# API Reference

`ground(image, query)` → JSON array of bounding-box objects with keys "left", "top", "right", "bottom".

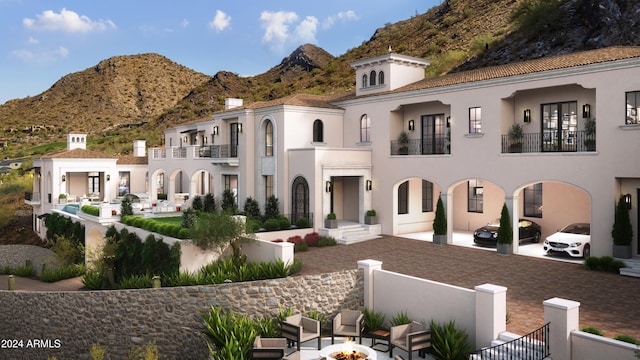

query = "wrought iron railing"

[
  {"left": 198, "top": 145, "right": 238, "bottom": 158},
  {"left": 468, "top": 323, "right": 550, "bottom": 360},
  {"left": 390, "top": 136, "right": 450, "bottom": 155},
  {"left": 502, "top": 131, "right": 595, "bottom": 153}
]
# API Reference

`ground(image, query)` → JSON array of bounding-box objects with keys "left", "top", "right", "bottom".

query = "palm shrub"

[
  {"left": 202, "top": 306, "right": 257, "bottom": 360},
  {"left": 497, "top": 203, "right": 513, "bottom": 245},
  {"left": 429, "top": 320, "right": 473, "bottom": 360},
  {"left": 433, "top": 196, "right": 447, "bottom": 235},
  {"left": 390, "top": 310, "right": 410, "bottom": 326},
  {"left": 363, "top": 307, "right": 386, "bottom": 333}
]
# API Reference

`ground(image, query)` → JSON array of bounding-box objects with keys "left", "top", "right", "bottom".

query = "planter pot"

[
  {"left": 497, "top": 242, "right": 513, "bottom": 256},
  {"left": 432, "top": 234, "right": 447, "bottom": 245},
  {"left": 325, "top": 219, "right": 338, "bottom": 229},
  {"left": 398, "top": 147, "right": 409, "bottom": 155},
  {"left": 365, "top": 215, "right": 377, "bottom": 225},
  {"left": 612, "top": 245, "right": 632, "bottom": 259}
]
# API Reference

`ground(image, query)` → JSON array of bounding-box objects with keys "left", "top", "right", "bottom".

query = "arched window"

[
  {"left": 291, "top": 176, "right": 309, "bottom": 224},
  {"left": 378, "top": 71, "right": 385, "bottom": 85},
  {"left": 398, "top": 181, "right": 409, "bottom": 214},
  {"left": 362, "top": 74, "right": 368, "bottom": 88},
  {"left": 264, "top": 120, "right": 273, "bottom": 156},
  {"left": 313, "top": 119, "right": 323, "bottom": 142},
  {"left": 360, "top": 114, "right": 371, "bottom": 143},
  {"left": 369, "top": 71, "right": 377, "bottom": 86}
]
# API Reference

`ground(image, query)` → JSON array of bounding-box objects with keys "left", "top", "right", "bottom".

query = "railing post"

[
  {"left": 544, "top": 297, "right": 580, "bottom": 360},
  {"left": 357, "top": 259, "right": 382, "bottom": 309},
  {"left": 475, "top": 283, "right": 507, "bottom": 348}
]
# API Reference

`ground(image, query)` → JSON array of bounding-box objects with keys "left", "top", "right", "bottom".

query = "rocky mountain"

[{"left": 1, "top": 0, "right": 639, "bottom": 157}]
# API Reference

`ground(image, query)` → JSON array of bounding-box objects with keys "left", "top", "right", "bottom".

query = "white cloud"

[
  {"left": 209, "top": 10, "right": 231, "bottom": 32},
  {"left": 11, "top": 46, "right": 69, "bottom": 63},
  {"left": 27, "top": 36, "right": 39, "bottom": 45},
  {"left": 23, "top": 8, "right": 116, "bottom": 33},
  {"left": 260, "top": 11, "right": 321, "bottom": 52},
  {"left": 181, "top": 19, "right": 190, "bottom": 28},
  {"left": 291, "top": 16, "right": 319, "bottom": 45},
  {"left": 322, "top": 10, "right": 358, "bottom": 29}
]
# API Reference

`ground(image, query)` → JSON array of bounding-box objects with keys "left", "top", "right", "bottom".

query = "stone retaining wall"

[{"left": 0, "top": 269, "right": 363, "bottom": 360}]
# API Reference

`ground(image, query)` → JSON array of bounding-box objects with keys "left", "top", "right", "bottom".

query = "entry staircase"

[
  {"left": 336, "top": 223, "right": 382, "bottom": 245},
  {"left": 469, "top": 324, "right": 550, "bottom": 360},
  {"left": 619, "top": 256, "right": 640, "bottom": 277}
]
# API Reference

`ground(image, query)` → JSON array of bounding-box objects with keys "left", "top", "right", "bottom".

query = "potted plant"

[
  {"left": 398, "top": 131, "right": 409, "bottom": 155},
  {"left": 508, "top": 123, "right": 524, "bottom": 153},
  {"left": 584, "top": 117, "right": 596, "bottom": 151},
  {"left": 612, "top": 195, "right": 633, "bottom": 259},
  {"left": 433, "top": 195, "right": 447, "bottom": 245},
  {"left": 325, "top": 212, "right": 338, "bottom": 229},
  {"left": 496, "top": 203, "right": 513, "bottom": 255},
  {"left": 58, "top": 193, "right": 67, "bottom": 204},
  {"left": 365, "top": 209, "right": 377, "bottom": 225}
]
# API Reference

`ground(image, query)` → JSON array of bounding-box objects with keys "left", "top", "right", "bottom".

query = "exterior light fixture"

[
  {"left": 366, "top": 180, "right": 372, "bottom": 191},
  {"left": 106, "top": 174, "right": 110, "bottom": 181},
  {"left": 446, "top": 116, "right": 451, "bottom": 127},
  {"left": 582, "top": 104, "right": 591, "bottom": 118},
  {"left": 238, "top": 123, "right": 243, "bottom": 133},
  {"left": 524, "top": 109, "right": 531, "bottom": 123},
  {"left": 213, "top": 126, "right": 219, "bottom": 135},
  {"left": 624, "top": 193, "right": 632, "bottom": 209},
  {"left": 61, "top": 175, "right": 66, "bottom": 182},
  {"left": 325, "top": 181, "right": 332, "bottom": 193},
  {"left": 408, "top": 119, "right": 414, "bottom": 131}
]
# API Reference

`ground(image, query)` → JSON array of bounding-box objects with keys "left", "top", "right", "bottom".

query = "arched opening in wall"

[
  {"left": 291, "top": 176, "right": 309, "bottom": 226},
  {"left": 191, "top": 170, "right": 212, "bottom": 196}
]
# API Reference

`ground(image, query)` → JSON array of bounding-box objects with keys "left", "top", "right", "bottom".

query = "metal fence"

[{"left": 468, "top": 323, "right": 550, "bottom": 360}]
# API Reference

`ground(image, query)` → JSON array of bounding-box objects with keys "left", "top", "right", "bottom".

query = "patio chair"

[
  {"left": 389, "top": 321, "right": 431, "bottom": 360},
  {"left": 280, "top": 314, "right": 321, "bottom": 351},
  {"left": 282, "top": 351, "right": 300, "bottom": 360},
  {"left": 331, "top": 309, "right": 365, "bottom": 344},
  {"left": 251, "top": 336, "right": 287, "bottom": 359}
]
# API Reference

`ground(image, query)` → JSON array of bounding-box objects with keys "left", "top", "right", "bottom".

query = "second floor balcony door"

[
  {"left": 230, "top": 123, "right": 239, "bottom": 157},
  {"left": 421, "top": 114, "right": 446, "bottom": 155},
  {"left": 542, "top": 102, "right": 577, "bottom": 152}
]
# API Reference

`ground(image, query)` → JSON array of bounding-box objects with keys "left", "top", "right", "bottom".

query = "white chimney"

[
  {"left": 133, "top": 140, "right": 146, "bottom": 157},
  {"left": 67, "top": 133, "right": 87, "bottom": 151},
  {"left": 225, "top": 98, "right": 243, "bottom": 110}
]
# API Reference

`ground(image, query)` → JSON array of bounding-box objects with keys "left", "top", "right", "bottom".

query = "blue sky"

[{"left": 0, "top": 0, "right": 441, "bottom": 104}]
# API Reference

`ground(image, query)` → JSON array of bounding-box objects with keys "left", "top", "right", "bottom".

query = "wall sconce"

[
  {"left": 523, "top": 109, "right": 531, "bottom": 123},
  {"left": 366, "top": 180, "right": 372, "bottom": 191},
  {"left": 446, "top": 116, "right": 451, "bottom": 127},
  {"left": 238, "top": 123, "right": 243, "bottom": 133},
  {"left": 106, "top": 174, "right": 110, "bottom": 181},
  {"left": 582, "top": 104, "right": 591, "bottom": 118},
  {"left": 624, "top": 193, "right": 632, "bottom": 209},
  {"left": 325, "top": 181, "right": 332, "bottom": 193},
  {"left": 61, "top": 175, "right": 66, "bottom": 182},
  {"left": 183, "top": 136, "right": 188, "bottom": 142},
  {"left": 213, "top": 126, "right": 219, "bottom": 135},
  {"left": 408, "top": 119, "right": 414, "bottom": 131}
]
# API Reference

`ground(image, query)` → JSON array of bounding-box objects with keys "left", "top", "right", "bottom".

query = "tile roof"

[
  {"left": 394, "top": 46, "right": 640, "bottom": 93},
  {"left": 221, "top": 93, "right": 345, "bottom": 113},
  {"left": 116, "top": 155, "right": 148, "bottom": 165},
  {"left": 39, "top": 148, "right": 114, "bottom": 159}
]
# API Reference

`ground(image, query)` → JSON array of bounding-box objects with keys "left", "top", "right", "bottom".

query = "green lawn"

[{"left": 150, "top": 216, "right": 182, "bottom": 227}]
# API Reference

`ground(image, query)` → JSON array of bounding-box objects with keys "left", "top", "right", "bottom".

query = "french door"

[{"left": 541, "top": 102, "right": 577, "bottom": 152}]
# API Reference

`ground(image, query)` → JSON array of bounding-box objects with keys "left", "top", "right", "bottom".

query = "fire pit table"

[{"left": 319, "top": 342, "right": 377, "bottom": 360}]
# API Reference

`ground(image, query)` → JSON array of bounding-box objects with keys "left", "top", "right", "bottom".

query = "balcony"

[
  {"left": 390, "top": 136, "right": 450, "bottom": 156},
  {"left": 199, "top": 145, "right": 239, "bottom": 166},
  {"left": 501, "top": 130, "right": 596, "bottom": 153}
]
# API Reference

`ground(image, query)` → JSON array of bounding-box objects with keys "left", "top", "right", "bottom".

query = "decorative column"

[
  {"left": 544, "top": 297, "right": 580, "bottom": 360},
  {"left": 357, "top": 259, "right": 382, "bottom": 309},
  {"left": 475, "top": 283, "right": 507, "bottom": 348}
]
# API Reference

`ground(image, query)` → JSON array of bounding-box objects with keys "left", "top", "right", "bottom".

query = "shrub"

[
  {"left": 277, "top": 216, "right": 291, "bottom": 230},
  {"left": 612, "top": 194, "right": 633, "bottom": 246},
  {"left": 82, "top": 271, "right": 103, "bottom": 290},
  {"left": 614, "top": 334, "right": 640, "bottom": 345},
  {"left": 363, "top": 307, "right": 386, "bottom": 333},
  {"left": 366, "top": 209, "right": 376, "bottom": 217},
  {"left": 245, "top": 218, "right": 261, "bottom": 233},
  {"left": 14, "top": 264, "right": 35, "bottom": 277},
  {"left": 271, "top": 239, "right": 283, "bottom": 243},
  {"left": 304, "top": 232, "right": 320, "bottom": 247},
  {"left": 181, "top": 207, "right": 197, "bottom": 228},
  {"left": 40, "top": 264, "right": 85, "bottom": 282},
  {"left": 119, "top": 274, "right": 153, "bottom": 289},
  {"left": 263, "top": 219, "right": 280, "bottom": 231},
  {"left": 581, "top": 326, "right": 604, "bottom": 336},
  {"left": 390, "top": 310, "right": 410, "bottom": 326},
  {"left": 48, "top": 235, "right": 84, "bottom": 267},
  {"left": 287, "top": 235, "right": 304, "bottom": 245},
  {"left": 120, "top": 195, "right": 133, "bottom": 216},
  {"left": 326, "top": 212, "right": 336, "bottom": 220},
  {"left": 177, "top": 228, "right": 191, "bottom": 239},
  {"left": 294, "top": 242, "right": 308, "bottom": 252},
  {"left": 243, "top": 197, "right": 261, "bottom": 220},
  {"left": 221, "top": 189, "right": 238, "bottom": 214},
  {"left": 191, "top": 195, "right": 204, "bottom": 212},
  {"left": 295, "top": 217, "right": 310, "bottom": 228},
  {"left": 433, "top": 196, "right": 447, "bottom": 235},
  {"left": 81, "top": 205, "right": 100, "bottom": 216},
  {"left": 264, "top": 195, "right": 280, "bottom": 220},
  {"left": 316, "top": 236, "right": 337, "bottom": 247},
  {"left": 429, "top": 320, "right": 473, "bottom": 360},
  {"left": 583, "top": 256, "right": 626, "bottom": 273},
  {"left": 203, "top": 193, "right": 216, "bottom": 213}
]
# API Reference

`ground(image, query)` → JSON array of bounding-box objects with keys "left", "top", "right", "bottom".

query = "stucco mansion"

[{"left": 27, "top": 46, "right": 640, "bottom": 258}]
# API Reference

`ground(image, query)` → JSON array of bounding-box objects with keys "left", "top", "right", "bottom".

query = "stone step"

[
  {"left": 337, "top": 226, "right": 381, "bottom": 245},
  {"left": 620, "top": 267, "right": 640, "bottom": 277}
]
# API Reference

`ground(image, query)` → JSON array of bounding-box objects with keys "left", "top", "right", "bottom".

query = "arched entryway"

[{"left": 291, "top": 176, "right": 309, "bottom": 224}]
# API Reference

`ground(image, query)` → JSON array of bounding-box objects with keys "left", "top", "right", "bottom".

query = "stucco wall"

[{"left": 0, "top": 269, "right": 363, "bottom": 360}]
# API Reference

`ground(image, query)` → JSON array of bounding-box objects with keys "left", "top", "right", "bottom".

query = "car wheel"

[
  {"left": 583, "top": 244, "right": 591, "bottom": 258},
  {"left": 533, "top": 231, "right": 541, "bottom": 243}
]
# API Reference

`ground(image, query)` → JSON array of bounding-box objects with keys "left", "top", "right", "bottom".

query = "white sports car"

[{"left": 544, "top": 223, "right": 591, "bottom": 258}]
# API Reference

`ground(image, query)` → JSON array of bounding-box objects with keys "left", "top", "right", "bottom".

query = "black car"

[{"left": 473, "top": 218, "right": 542, "bottom": 247}]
